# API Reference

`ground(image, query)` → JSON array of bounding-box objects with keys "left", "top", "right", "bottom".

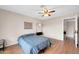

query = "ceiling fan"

[{"left": 38, "top": 5, "right": 55, "bottom": 17}]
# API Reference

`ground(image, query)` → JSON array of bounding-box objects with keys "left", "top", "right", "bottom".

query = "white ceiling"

[{"left": 0, "top": 5, "right": 79, "bottom": 20}]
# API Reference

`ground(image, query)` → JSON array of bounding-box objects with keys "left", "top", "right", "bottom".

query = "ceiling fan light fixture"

[
  {"left": 43, "top": 13, "right": 51, "bottom": 16},
  {"left": 44, "top": 14, "right": 49, "bottom": 16},
  {"left": 39, "top": 5, "right": 55, "bottom": 17}
]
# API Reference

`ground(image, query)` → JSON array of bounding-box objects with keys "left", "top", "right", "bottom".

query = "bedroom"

[{"left": 0, "top": 5, "right": 79, "bottom": 54}]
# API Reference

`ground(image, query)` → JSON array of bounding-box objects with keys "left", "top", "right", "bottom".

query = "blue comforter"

[{"left": 18, "top": 34, "right": 51, "bottom": 54}]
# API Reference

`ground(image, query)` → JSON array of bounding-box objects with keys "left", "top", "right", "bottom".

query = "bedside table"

[{"left": 0, "top": 39, "right": 5, "bottom": 51}]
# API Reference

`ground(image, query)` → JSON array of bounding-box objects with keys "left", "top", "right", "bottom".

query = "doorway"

[{"left": 64, "top": 18, "right": 76, "bottom": 47}]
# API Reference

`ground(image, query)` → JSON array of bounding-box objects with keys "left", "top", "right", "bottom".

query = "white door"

[{"left": 75, "top": 16, "right": 79, "bottom": 48}]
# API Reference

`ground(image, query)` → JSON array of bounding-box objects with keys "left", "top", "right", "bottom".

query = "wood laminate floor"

[{"left": 0, "top": 38, "right": 79, "bottom": 54}]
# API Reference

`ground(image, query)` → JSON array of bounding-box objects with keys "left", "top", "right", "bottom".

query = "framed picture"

[{"left": 24, "top": 22, "right": 32, "bottom": 29}]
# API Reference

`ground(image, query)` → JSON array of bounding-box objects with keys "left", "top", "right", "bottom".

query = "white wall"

[
  {"left": 43, "top": 18, "right": 64, "bottom": 40},
  {"left": 0, "top": 9, "right": 40, "bottom": 46},
  {"left": 64, "top": 21, "right": 68, "bottom": 32}
]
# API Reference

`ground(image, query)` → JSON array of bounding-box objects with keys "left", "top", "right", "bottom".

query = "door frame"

[
  {"left": 75, "top": 16, "right": 78, "bottom": 48},
  {"left": 63, "top": 16, "right": 78, "bottom": 48}
]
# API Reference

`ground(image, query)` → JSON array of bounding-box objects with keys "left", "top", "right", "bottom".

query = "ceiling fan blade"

[
  {"left": 38, "top": 12, "right": 43, "bottom": 14},
  {"left": 41, "top": 15, "right": 44, "bottom": 17},
  {"left": 48, "top": 14, "right": 51, "bottom": 16},
  {"left": 49, "top": 10, "right": 55, "bottom": 13}
]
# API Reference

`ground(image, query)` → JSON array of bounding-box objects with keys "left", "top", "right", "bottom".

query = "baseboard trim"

[
  {"left": 5, "top": 42, "right": 18, "bottom": 47},
  {"left": 48, "top": 37, "right": 63, "bottom": 42}
]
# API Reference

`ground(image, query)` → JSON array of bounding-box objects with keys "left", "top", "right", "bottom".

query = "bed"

[{"left": 18, "top": 33, "right": 51, "bottom": 54}]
